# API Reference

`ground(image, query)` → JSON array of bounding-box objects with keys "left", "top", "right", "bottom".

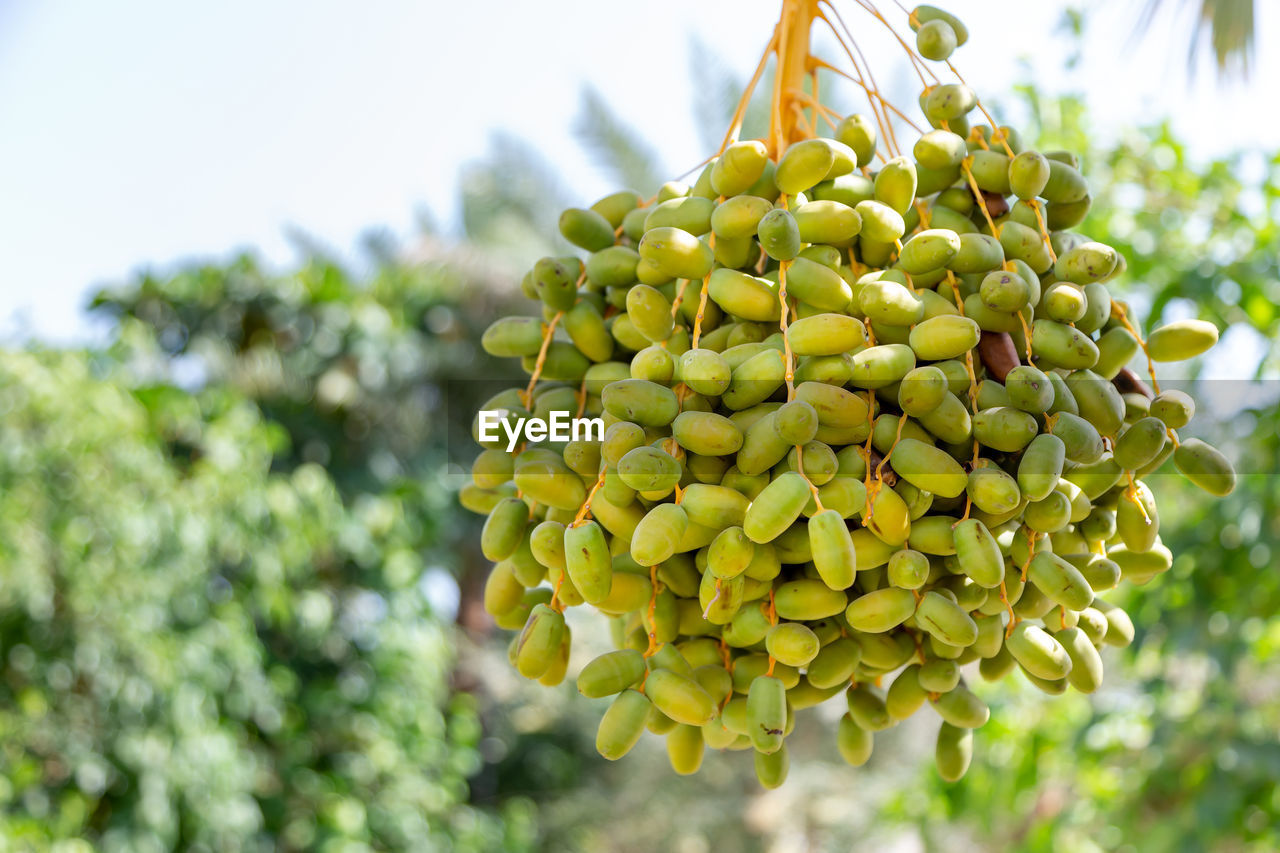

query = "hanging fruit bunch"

[{"left": 461, "top": 0, "right": 1236, "bottom": 786}]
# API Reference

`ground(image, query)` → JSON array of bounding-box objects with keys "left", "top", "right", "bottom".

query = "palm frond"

[
  {"left": 1193, "top": 0, "right": 1254, "bottom": 77},
  {"left": 459, "top": 132, "right": 568, "bottom": 250},
  {"left": 688, "top": 34, "right": 744, "bottom": 153},
  {"left": 1137, "top": 0, "right": 1254, "bottom": 80},
  {"left": 573, "top": 86, "right": 664, "bottom": 195}
]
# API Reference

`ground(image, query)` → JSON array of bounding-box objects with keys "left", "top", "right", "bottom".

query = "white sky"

[{"left": 1, "top": 0, "right": 1277, "bottom": 342}]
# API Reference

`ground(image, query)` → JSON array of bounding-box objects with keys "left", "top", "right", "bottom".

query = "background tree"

[{"left": 0, "top": 347, "right": 532, "bottom": 850}]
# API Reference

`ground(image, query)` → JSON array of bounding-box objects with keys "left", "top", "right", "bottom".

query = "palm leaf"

[
  {"left": 689, "top": 34, "right": 744, "bottom": 153},
  {"left": 459, "top": 132, "right": 568, "bottom": 251},
  {"left": 573, "top": 86, "right": 664, "bottom": 194},
  {"left": 1137, "top": 0, "right": 1255, "bottom": 79},
  {"left": 1195, "top": 0, "right": 1254, "bottom": 76}
]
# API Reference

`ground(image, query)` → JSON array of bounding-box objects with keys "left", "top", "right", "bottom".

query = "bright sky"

[{"left": 1, "top": 0, "right": 1277, "bottom": 342}]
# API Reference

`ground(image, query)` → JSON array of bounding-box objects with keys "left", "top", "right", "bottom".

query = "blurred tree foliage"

[
  {"left": 0, "top": 349, "right": 533, "bottom": 850},
  {"left": 90, "top": 244, "right": 517, "bottom": 493},
  {"left": 0, "top": 248, "right": 548, "bottom": 850},
  {"left": 90, "top": 245, "right": 534, "bottom": 628}
]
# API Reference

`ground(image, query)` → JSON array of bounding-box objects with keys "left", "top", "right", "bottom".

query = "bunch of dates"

[{"left": 463, "top": 4, "right": 1234, "bottom": 786}]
